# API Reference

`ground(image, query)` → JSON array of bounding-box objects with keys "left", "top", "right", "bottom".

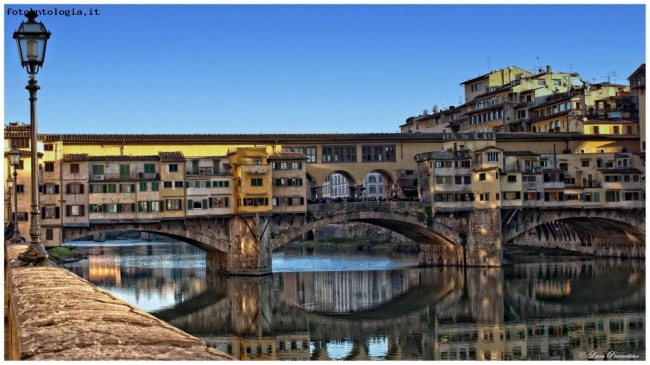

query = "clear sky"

[{"left": 2, "top": 2, "right": 647, "bottom": 134}]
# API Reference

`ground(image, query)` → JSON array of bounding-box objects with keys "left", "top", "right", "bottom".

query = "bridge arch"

[
  {"left": 503, "top": 208, "right": 645, "bottom": 257},
  {"left": 503, "top": 208, "right": 645, "bottom": 242},
  {"left": 63, "top": 228, "right": 220, "bottom": 252},
  {"left": 269, "top": 208, "right": 461, "bottom": 251}
]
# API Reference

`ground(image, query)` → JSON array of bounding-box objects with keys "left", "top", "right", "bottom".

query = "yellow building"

[
  {"left": 228, "top": 147, "right": 273, "bottom": 214},
  {"left": 158, "top": 152, "right": 186, "bottom": 219}
]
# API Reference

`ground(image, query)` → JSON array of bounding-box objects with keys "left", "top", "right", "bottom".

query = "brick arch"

[
  {"left": 269, "top": 210, "right": 460, "bottom": 251},
  {"left": 503, "top": 208, "right": 645, "bottom": 242},
  {"left": 61, "top": 218, "right": 233, "bottom": 253}
]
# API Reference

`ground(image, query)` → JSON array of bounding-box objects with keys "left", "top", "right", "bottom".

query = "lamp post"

[
  {"left": 13, "top": 10, "right": 50, "bottom": 265},
  {"left": 8, "top": 147, "right": 22, "bottom": 244},
  {"left": 6, "top": 178, "right": 14, "bottom": 225}
]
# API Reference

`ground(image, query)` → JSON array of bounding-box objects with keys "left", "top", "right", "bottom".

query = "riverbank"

[{"left": 46, "top": 247, "right": 86, "bottom": 265}]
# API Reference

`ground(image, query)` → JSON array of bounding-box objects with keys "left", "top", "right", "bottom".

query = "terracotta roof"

[
  {"left": 62, "top": 154, "right": 89, "bottom": 162},
  {"left": 267, "top": 152, "right": 307, "bottom": 161},
  {"left": 158, "top": 151, "right": 185, "bottom": 162},
  {"left": 88, "top": 155, "right": 159, "bottom": 161},
  {"left": 38, "top": 133, "right": 449, "bottom": 143}
]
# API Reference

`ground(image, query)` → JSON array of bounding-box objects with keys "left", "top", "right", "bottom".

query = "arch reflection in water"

[{"left": 65, "top": 241, "right": 645, "bottom": 361}]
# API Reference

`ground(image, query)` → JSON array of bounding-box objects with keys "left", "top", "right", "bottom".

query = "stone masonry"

[{"left": 4, "top": 243, "right": 233, "bottom": 361}]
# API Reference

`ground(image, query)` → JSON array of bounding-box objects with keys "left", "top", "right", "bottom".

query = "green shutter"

[
  {"left": 185, "top": 181, "right": 190, "bottom": 188},
  {"left": 103, "top": 204, "right": 107, "bottom": 212},
  {"left": 594, "top": 192, "right": 600, "bottom": 202},
  {"left": 208, "top": 198, "right": 213, "bottom": 208},
  {"left": 188, "top": 200, "right": 193, "bottom": 210},
  {"left": 205, "top": 181, "right": 211, "bottom": 188},
  {"left": 117, "top": 204, "right": 123, "bottom": 213},
  {"left": 160, "top": 200, "right": 165, "bottom": 211},
  {"left": 202, "top": 199, "right": 208, "bottom": 209}
]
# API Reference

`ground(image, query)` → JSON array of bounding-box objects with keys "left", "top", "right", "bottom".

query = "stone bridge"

[
  {"left": 61, "top": 202, "right": 644, "bottom": 275},
  {"left": 501, "top": 207, "right": 645, "bottom": 258}
]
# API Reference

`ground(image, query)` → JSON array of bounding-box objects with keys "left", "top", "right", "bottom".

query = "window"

[
  {"left": 251, "top": 178, "right": 263, "bottom": 186},
  {"left": 213, "top": 197, "right": 229, "bottom": 208},
  {"left": 322, "top": 145, "right": 356, "bottom": 163},
  {"left": 14, "top": 212, "right": 28, "bottom": 221},
  {"left": 91, "top": 204, "right": 103, "bottom": 213},
  {"left": 66, "top": 205, "right": 85, "bottom": 217},
  {"left": 166, "top": 199, "right": 182, "bottom": 210},
  {"left": 90, "top": 184, "right": 103, "bottom": 193},
  {"left": 12, "top": 138, "right": 29, "bottom": 148},
  {"left": 45, "top": 229, "right": 54, "bottom": 241},
  {"left": 41, "top": 184, "right": 59, "bottom": 194},
  {"left": 144, "top": 163, "right": 155, "bottom": 174},
  {"left": 44, "top": 144, "right": 54, "bottom": 151},
  {"left": 164, "top": 181, "right": 172, "bottom": 188},
  {"left": 120, "top": 184, "right": 135, "bottom": 193},
  {"left": 479, "top": 193, "right": 490, "bottom": 201},
  {"left": 507, "top": 175, "right": 517, "bottom": 183},
  {"left": 174, "top": 181, "right": 183, "bottom": 188},
  {"left": 42, "top": 206, "right": 60, "bottom": 219},
  {"left": 139, "top": 182, "right": 147, "bottom": 192},
  {"left": 66, "top": 183, "right": 84, "bottom": 194},
  {"left": 613, "top": 126, "right": 620, "bottom": 134},
  {"left": 92, "top": 165, "right": 105, "bottom": 175},
  {"left": 593, "top": 126, "right": 599, "bottom": 134},
  {"left": 151, "top": 182, "right": 159, "bottom": 191},
  {"left": 487, "top": 152, "right": 499, "bottom": 162},
  {"left": 213, "top": 180, "right": 229, "bottom": 188},
  {"left": 106, "top": 184, "right": 117, "bottom": 193},
  {"left": 70, "top": 164, "right": 80, "bottom": 174},
  {"left": 605, "top": 191, "right": 620, "bottom": 202},
  {"left": 44, "top": 162, "right": 55, "bottom": 172},
  {"left": 361, "top": 145, "right": 397, "bottom": 162},
  {"left": 479, "top": 173, "right": 486, "bottom": 181},
  {"left": 581, "top": 160, "right": 590, "bottom": 167},
  {"left": 475, "top": 82, "right": 482, "bottom": 91},
  {"left": 243, "top": 197, "right": 268, "bottom": 206},
  {"left": 168, "top": 164, "right": 178, "bottom": 172}
]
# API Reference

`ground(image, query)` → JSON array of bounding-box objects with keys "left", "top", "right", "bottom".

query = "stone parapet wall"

[{"left": 4, "top": 243, "right": 233, "bottom": 361}]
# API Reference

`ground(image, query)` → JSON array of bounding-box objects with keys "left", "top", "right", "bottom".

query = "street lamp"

[
  {"left": 13, "top": 10, "right": 50, "bottom": 265},
  {"left": 6, "top": 177, "right": 14, "bottom": 225},
  {"left": 8, "top": 146, "right": 22, "bottom": 244}
]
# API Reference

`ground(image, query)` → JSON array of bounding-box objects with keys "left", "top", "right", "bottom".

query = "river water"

[{"left": 63, "top": 240, "right": 645, "bottom": 361}]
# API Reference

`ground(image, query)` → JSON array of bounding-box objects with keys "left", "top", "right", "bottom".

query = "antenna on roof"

[
  {"left": 534, "top": 56, "right": 540, "bottom": 71},
  {"left": 486, "top": 56, "right": 492, "bottom": 72},
  {"left": 600, "top": 71, "right": 617, "bottom": 84}
]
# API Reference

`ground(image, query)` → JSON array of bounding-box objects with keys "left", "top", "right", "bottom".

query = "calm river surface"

[{"left": 63, "top": 240, "right": 645, "bottom": 361}]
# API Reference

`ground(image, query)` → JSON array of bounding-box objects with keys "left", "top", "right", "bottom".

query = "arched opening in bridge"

[
  {"left": 360, "top": 169, "right": 397, "bottom": 201},
  {"left": 321, "top": 170, "right": 358, "bottom": 201}
]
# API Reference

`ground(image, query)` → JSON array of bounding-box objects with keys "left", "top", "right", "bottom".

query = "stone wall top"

[{"left": 5, "top": 243, "right": 233, "bottom": 361}]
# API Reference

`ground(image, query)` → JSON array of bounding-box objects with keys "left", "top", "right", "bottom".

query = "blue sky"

[{"left": 3, "top": 3, "right": 646, "bottom": 134}]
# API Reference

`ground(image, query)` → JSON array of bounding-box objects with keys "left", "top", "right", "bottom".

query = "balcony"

[
  {"left": 90, "top": 172, "right": 160, "bottom": 181},
  {"left": 543, "top": 182, "right": 565, "bottom": 189}
]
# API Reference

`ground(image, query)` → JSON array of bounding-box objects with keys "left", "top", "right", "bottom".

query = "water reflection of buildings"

[
  {"left": 203, "top": 334, "right": 311, "bottom": 361},
  {"left": 282, "top": 270, "right": 420, "bottom": 313},
  {"left": 68, "top": 242, "right": 208, "bottom": 309},
  {"left": 433, "top": 313, "right": 645, "bottom": 360}
]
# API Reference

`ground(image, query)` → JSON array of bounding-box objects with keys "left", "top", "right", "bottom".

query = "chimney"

[{"left": 546, "top": 65, "right": 551, "bottom": 74}]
